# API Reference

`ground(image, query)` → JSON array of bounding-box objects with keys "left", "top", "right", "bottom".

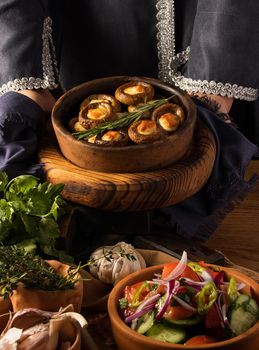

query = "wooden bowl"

[
  {"left": 52, "top": 76, "right": 197, "bottom": 173},
  {"left": 108, "top": 264, "right": 259, "bottom": 350}
]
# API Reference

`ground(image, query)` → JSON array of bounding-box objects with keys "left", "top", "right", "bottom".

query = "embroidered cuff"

[
  {"left": 156, "top": 0, "right": 258, "bottom": 102},
  {"left": 172, "top": 74, "right": 258, "bottom": 102},
  {"left": 0, "top": 17, "right": 59, "bottom": 96}
]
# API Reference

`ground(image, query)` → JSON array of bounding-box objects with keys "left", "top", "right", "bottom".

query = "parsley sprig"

[
  {"left": 0, "top": 171, "right": 68, "bottom": 261},
  {"left": 72, "top": 96, "right": 175, "bottom": 140}
]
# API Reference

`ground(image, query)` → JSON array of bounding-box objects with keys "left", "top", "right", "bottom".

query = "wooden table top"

[{"left": 207, "top": 160, "right": 259, "bottom": 273}]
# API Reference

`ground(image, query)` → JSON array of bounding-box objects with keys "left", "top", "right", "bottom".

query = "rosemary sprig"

[{"left": 72, "top": 95, "right": 175, "bottom": 140}]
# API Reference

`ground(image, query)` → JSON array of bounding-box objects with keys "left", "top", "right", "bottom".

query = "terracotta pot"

[
  {"left": 0, "top": 295, "right": 12, "bottom": 315},
  {"left": 108, "top": 264, "right": 259, "bottom": 350},
  {"left": 0, "top": 296, "right": 12, "bottom": 332},
  {"left": 52, "top": 76, "right": 197, "bottom": 173},
  {"left": 10, "top": 260, "right": 83, "bottom": 313}
]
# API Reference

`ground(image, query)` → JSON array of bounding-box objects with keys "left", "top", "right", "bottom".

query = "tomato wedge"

[
  {"left": 204, "top": 304, "right": 226, "bottom": 340},
  {"left": 164, "top": 305, "right": 196, "bottom": 320},
  {"left": 184, "top": 335, "right": 217, "bottom": 345},
  {"left": 162, "top": 262, "right": 200, "bottom": 281},
  {"left": 124, "top": 281, "right": 150, "bottom": 305},
  {"left": 205, "top": 304, "right": 222, "bottom": 329}
]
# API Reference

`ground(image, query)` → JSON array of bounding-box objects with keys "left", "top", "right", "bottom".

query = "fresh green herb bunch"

[
  {"left": 0, "top": 171, "right": 67, "bottom": 259},
  {"left": 0, "top": 245, "right": 79, "bottom": 299},
  {"left": 73, "top": 96, "right": 174, "bottom": 140}
]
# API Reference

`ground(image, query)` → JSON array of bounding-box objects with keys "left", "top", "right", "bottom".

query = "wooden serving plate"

[{"left": 39, "top": 120, "right": 216, "bottom": 212}]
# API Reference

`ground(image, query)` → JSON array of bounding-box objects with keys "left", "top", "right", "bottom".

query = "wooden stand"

[{"left": 39, "top": 121, "right": 216, "bottom": 212}]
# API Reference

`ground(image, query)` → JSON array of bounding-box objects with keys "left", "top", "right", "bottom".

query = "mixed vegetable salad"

[{"left": 118, "top": 251, "right": 259, "bottom": 345}]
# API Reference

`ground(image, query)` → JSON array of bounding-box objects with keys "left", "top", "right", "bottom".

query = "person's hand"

[
  {"left": 190, "top": 93, "right": 233, "bottom": 114},
  {"left": 189, "top": 93, "right": 234, "bottom": 124},
  {"left": 0, "top": 91, "right": 46, "bottom": 178},
  {"left": 18, "top": 89, "right": 56, "bottom": 114},
  {"left": 191, "top": 93, "right": 234, "bottom": 114}
]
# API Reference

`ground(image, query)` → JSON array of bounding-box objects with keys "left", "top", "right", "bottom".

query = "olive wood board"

[{"left": 39, "top": 121, "right": 216, "bottom": 212}]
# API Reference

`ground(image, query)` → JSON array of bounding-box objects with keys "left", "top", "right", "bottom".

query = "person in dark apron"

[{"left": 0, "top": 0, "right": 258, "bottom": 244}]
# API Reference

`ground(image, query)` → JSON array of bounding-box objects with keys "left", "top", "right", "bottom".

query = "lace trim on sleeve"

[
  {"left": 156, "top": 0, "right": 258, "bottom": 102},
  {"left": 0, "top": 17, "right": 59, "bottom": 96}
]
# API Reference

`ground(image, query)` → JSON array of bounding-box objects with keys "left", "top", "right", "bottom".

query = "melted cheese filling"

[
  {"left": 101, "top": 131, "right": 122, "bottom": 141},
  {"left": 87, "top": 106, "right": 108, "bottom": 120},
  {"left": 124, "top": 85, "right": 145, "bottom": 95},
  {"left": 159, "top": 113, "right": 179, "bottom": 131},
  {"left": 89, "top": 99, "right": 108, "bottom": 104},
  {"left": 137, "top": 120, "right": 157, "bottom": 135},
  {"left": 88, "top": 135, "right": 97, "bottom": 143}
]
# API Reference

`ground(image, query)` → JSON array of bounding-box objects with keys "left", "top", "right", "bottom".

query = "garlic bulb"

[
  {"left": 0, "top": 305, "right": 97, "bottom": 350},
  {"left": 89, "top": 242, "right": 146, "bottom": 285}
]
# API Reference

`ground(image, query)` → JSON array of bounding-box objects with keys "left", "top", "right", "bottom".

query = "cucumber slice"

[
  {"left": 163, "top": 314, "right": 202, "bottom": 327},
  {"left": 136, "top": 311, "right": 155, "bottom": 334},
  {"left": 230, "top": 294, "right": 259, "bottom": 335},
  {"left": 146, "top": 323, "right": 186, "bottom": 343}
]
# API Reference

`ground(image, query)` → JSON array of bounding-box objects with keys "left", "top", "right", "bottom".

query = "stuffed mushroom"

[
  {"left": 127, "top": 103, "right": 152, "bottom": 119},
  {"left": 128, "top": 119, "right": 163, "bottom": 144},
  {"left": 68, "top": 117, "right": 88, "bottom": 132},
  {"left": 95, "top": 130, "right": 130, "bottom": 146},
  {"left": 80, "top": 93, "right": 121, "bottom": 112},
  {"left": 79, "top": 101, "right": 115, "bottom": 129},
  {"left": 152, "top": 103, "right": 185, "bottom": 132},
  {"left": 115, "top": 81, "right": 154, "bottom": 105}
]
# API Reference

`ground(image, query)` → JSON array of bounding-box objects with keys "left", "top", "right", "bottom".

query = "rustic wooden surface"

[
  {"left": 39, "top": 121, "right": 216, "bottom": 212},
  {"left": 207, "top": 160, "right": 259, "bottom": 273}
]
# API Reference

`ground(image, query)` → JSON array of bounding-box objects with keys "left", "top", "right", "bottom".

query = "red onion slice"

[
  {"left": 125, "top": 293, "right": 160, "bottom": 323},
  {"left": 172, "top": 280, "right": 180, "bottom": 294},
  {"left": 200, "top": 269, "right": 213, "bottom": 282},
  {"left": 172, "top": 294, "right": 197, "bottom": 312},
  {"left": 213, "top": 270, "right": 225, "bottom": 285},
  {"left": 126, "top": 303, "right": 155, "bottom": 324},
  {"left": 221, "top": 304, "right": 228, "bottom": 323},
  {"left": 163, "top": 251, "right": 188, "bottom": 281},
  {"left": 218, "top": 292, "right": 233, "bottom": 330},
  {"left": 222, "top": 281, "right": 246, "bottom": 291},
  {"left": 180, "top": 277, "right": 208, "bottom": 288},
  {"left": 215, "top": 292, "right": 226, "bottom": 329},
  {"left": 155, "top": 280, "right": 175, "bottom": 321}
]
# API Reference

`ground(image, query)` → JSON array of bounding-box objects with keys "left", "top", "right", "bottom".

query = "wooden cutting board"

[{"left": 39, "top": 121, "right": 216, "bottom": 212}]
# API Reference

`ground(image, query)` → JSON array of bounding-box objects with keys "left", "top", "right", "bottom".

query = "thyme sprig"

[
  {"left": 0, "top": 245, "right": 137, "bottom": 299},
  {"left": 78, "top": 247, "right": 137, "bottom": 270},
  {"left": 72, "top": 96, "right": 175, "bottom": 140},
  {"left": 0, "top": 245, "right": 79, "bottom": 299}
]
